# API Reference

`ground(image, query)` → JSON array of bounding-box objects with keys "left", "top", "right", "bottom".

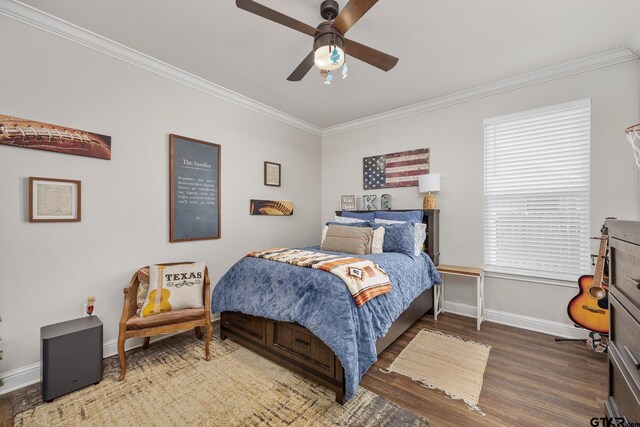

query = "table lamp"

[{"left": 419, "top": 174, "right": 440, "bottom": 209}]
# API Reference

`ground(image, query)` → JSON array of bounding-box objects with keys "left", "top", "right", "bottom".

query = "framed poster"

[
  {"left": 264, "top": 161, "right": 281, "bottom": 187},
  {"left": 29, "top": 177, "right": 81, "bottom": 222},
  {"left": 170, "top": 134, "right": 221, "bottom": 242}
]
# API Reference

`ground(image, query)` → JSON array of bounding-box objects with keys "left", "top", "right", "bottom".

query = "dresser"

[{"left": 605, "top": 220, "right": 640, "bottom": 422}]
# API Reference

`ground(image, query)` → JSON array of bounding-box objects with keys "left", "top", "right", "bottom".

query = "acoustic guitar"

[
  {"left": 142, "top": 265, "right": 172, "bottom": 316},
  {"left": 567, "top": 224, "right": 609, "bottom": 334}
]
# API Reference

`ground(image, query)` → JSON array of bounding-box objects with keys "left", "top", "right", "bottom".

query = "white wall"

[
  {"left": 322, "top": 60, "right": 640, "bottom": 330},
  {"left": 0, "top": 16, "right": 321, "bottom": 381}
]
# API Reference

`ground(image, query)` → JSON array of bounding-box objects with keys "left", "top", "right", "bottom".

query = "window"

[{"left": 484, "top": 99, "right": 590, "bottom": 281}]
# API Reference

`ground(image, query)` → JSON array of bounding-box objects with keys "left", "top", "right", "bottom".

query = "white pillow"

[
  {"left": 333, "top": 215, "right": 368, "bottom": 224},
  {"left": 371, "top": 226, "right": 385, "bottom": 254},
  {"left": 141, "top": 262, "right": 205, "bottom": 317},
  {"left": 373, "top": 219, "right": 426, "bottom": 256},
  {"left": 322, "top": 224, "right": 385, "bottom": 254}
]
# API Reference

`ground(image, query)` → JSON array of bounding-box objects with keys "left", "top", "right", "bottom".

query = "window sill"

[{"left": 484, "top": 269, "right": 578, "bottom": 288}]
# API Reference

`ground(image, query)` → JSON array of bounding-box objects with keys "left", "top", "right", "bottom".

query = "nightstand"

[{"left": 435, "top": 265, "right": 485, "bottom": 330}]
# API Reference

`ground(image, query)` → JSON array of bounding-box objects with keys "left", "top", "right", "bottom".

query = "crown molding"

[
  {"left": 0, "top": 0, "right": 323, "bottom": 136},
  {"left": 322, "top": 47, "right": 639, "bottom": 136},
  {"left": 627, "top": 22, "right": 640, "bottom": 56}
]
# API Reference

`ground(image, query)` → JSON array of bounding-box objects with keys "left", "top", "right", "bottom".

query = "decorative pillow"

[
  {"left": 371, "top": 226, "right": 386, "bottom": 254},
  {"left": 374, "top": 219, "right": 426, "bottom": 256},
  {"left": 136, "top": 267, "right": 150, "bottom": 316},
  {"left": 140, "top": 262, "right": 205, "bottom": 317},
  {"left": 323, "top": 222, "right": 385, "bottom": 254},
  {"left": 321, "top": 224, "right": 372, "bottom": 255},
  {"left": 414, "top": 222, "right": 427, "bottom": 254},
  {"left": 373, "top": 221, "right": 415, "bottom": 255},
  {"left": 341, "top": 210, "right": 375, "bottom": 221},
  {"left": 375, "top": 210, "right": 423, "bottom": 223},
  {"left": 333, "top": 216, "right": 369, "bottom": 225}
]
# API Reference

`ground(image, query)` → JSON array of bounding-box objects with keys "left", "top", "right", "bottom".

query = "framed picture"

[
  {"left": 170, "top": 134, "right": 221, "bottom": 242},
  {"left": 340, "top": 194, "right": 356, "bottom": 211},
  {"left": 264, "top": 161, "right": 281, "bottom": 187},
  {"left": 29, "top": 177, "right": 81, "bottom": 222}
]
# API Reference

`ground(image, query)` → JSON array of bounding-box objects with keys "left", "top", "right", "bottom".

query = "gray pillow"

[{"left": 321, "top": 224, "right": 373, "bottom": 255}]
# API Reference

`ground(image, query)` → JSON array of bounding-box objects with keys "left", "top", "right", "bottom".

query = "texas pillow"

[{"left": 140, "top": 262, "right": 205, "bottom": 317}]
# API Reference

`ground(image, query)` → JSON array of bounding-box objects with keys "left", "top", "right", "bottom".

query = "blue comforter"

[{"left": 211, "top": 247, "right": 441, "bottom": 400}]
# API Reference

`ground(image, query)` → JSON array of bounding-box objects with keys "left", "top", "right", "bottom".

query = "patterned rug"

[
  {"left": 383, "top": 329, "right": 491, "bottom": 414},
  {"left": 13, "top": 331, "right": 428, "bottom": 426}
]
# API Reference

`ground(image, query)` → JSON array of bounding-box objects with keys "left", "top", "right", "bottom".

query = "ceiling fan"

[{"left": 236, "top": 0, "right": 399, "bottom": 83}]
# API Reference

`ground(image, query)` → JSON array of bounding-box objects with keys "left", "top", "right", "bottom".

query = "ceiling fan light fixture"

[
  {"left": 313, "top": 23, "right": 345, "bottom": 71},
  {"left": 314, "top": 45, "right": 345, "bottom": 71}
]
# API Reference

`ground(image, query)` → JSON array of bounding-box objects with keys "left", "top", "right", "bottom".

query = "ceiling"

[{"left": 20, "top": 0, "right": 640, "bottom": 128}]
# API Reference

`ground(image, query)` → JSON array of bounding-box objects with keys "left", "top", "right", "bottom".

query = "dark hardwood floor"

[
  {"left": 0, "top": 313, "right": 607, "bottom": 426},
  {"left": 362, "top": 312, "right": 608, "bottom": 427}
]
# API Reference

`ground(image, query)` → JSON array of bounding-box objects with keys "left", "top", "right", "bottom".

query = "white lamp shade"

[{"left": 419, "top": 174, "right": 440, "bottom": 193}]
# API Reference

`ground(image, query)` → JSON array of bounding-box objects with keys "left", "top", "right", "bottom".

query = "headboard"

[{"left": 334, "top": 209, "right": 439, "bottom": 265}]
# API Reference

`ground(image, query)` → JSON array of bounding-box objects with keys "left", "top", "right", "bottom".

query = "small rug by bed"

[
  {"left": 383, "top": 329, "right": 491, "bottom": 414},
  {"left": 13, "top": 331, "right": 428, "bottom": 426}
]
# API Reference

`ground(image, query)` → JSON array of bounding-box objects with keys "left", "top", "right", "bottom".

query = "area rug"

[
  {"left": 13, "top": 331, "right": 428, "bottom": 426},
  {"left": 382, "top": 329, "right": 491, "bottom": 414}
]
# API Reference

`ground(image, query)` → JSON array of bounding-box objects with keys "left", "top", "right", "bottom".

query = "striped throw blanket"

[{"left": 247, "top": 248, "right": 392, "bottom": 307}]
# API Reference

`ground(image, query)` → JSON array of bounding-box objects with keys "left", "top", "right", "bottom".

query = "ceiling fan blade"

[
  {"left": 344, "top": 39, "right": 398, "bottom": 71},
  {"left": 287, "top": 51, "right": 315, "bottom": 81},
  {"left": 236, "top": 0, "right": 318, "bottom": 37},
  {"left": 331, "top": 0, "right": 378, "bottom": 35}
]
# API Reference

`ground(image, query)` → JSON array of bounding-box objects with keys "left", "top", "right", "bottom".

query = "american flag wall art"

[{"left": 363, "top": 148, "right": 430, "bottom": 189}]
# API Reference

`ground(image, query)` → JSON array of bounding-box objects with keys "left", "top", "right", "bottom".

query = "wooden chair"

[{"left": 117, "top": 262, "right": 212, "bottom": 381}]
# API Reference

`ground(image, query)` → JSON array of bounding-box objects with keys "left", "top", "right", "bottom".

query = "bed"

[{"left": 211, "top": 210, "right": 441, "bottom": 403}]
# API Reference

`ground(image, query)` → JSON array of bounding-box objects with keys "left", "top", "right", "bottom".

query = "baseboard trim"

[
  {"left": 443, "top": 300, "right": 590, "bottom": 339},
  {"left": 0, "top": 313, "right": 220, "bottom": 395}
]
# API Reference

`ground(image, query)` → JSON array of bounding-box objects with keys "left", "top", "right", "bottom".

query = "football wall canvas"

[{"left": 0, "top": 114, "right": 111, "bottom": 160}]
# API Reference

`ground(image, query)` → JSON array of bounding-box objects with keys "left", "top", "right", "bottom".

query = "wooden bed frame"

[{"left": 220, "top": 209, "right": 439, "bottom": 403}]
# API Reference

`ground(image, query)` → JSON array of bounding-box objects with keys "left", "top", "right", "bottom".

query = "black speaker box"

[{"left": 41, "top": 316, "right": 103, "bottom": 402}]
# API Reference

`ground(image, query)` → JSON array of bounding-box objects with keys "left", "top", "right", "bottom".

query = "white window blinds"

[{"left": 484, "top": 99, "right": 590, "bottom": 281}]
